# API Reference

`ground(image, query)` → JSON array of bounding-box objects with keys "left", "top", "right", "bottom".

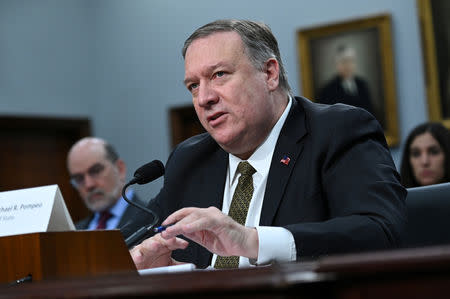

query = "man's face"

[
  {"left": 67, "top": 143, "right": 125, "bottom": 212},
  {"left": 184, "top": 31, "right": 281, "bottom": 158},
  {"left": 336, "top": 57, "right": 356, "bottom": 79}
]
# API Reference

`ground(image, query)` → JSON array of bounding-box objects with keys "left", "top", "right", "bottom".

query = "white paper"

[
  {"left": 0, "top": 185, "right": 75, "bottom": 237},
  {"left": 138, "top": 263, "right": 196, "bottom": 275}
]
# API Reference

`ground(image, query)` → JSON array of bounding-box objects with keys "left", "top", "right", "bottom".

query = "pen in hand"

[{"left": 153, "top": 224, "right": 175, "bottom": 233}]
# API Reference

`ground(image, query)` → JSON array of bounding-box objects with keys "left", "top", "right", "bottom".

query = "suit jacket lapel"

[
  {"left": 189, "top": 139, "right": 228, "bottom": 211},
  {"left": 207, "top": 147, "right": 228, "bottom": 210},
  {"left": 260, "top": 98, "right": 308, "bottom": 226},
  {"left": 190, "top": 139, "right": 228, "bottom": 268},
  {"left": 75, "top": 215, "right": 93, "bottom": 230}
]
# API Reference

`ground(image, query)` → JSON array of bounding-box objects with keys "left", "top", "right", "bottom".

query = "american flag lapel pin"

[{"left": 280, "top": 155, "right": 291, "bottom": 166}]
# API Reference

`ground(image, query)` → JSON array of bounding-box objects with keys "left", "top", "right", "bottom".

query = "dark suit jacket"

[
  {"left": 319, "top": 75, "right": 374, "bottom": 116},
  {"left": 142, "top": 96, "right": 406, "bottom": 268},
  {"left": 75, "top": 194, "right": 144, "bottom": 239}
]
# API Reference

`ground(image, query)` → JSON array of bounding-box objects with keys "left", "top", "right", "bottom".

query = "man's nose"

[
  {"left": 83, "top": 174, "right": 97, "bottom": 189},
  {"left": 197, "top": 82, "right": 219, "bottom": 107}
]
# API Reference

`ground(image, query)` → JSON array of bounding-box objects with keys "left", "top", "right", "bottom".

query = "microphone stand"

[{"left": 122, "top": 182, "right": 160, "bottom": 249}]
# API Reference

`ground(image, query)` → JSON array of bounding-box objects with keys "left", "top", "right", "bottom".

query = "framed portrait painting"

[
  {"left": 417, "top": 0, "right": 450, "bottom": 128},
  {"left": 297, "top": 14, "right": 399, "bottom": 146}
]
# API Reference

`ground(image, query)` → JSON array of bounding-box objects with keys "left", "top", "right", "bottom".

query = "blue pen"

[{"left": 153, "top": 224, "right": 174, "bottom": 233}]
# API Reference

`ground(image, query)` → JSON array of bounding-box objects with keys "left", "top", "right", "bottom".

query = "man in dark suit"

[
  {"left": 67, "top": 137, "right": 142, "bottom": 238},
  {"left": 130, "top": 20, "right": 406, "bottom": 269},
  {"left": 318, "top": 45, "right": 374, "bottom": 116}
]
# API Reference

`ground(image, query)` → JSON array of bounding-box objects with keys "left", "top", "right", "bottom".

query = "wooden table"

[{"left": 2, "top": 245, "right": 450, "bottom": 298}]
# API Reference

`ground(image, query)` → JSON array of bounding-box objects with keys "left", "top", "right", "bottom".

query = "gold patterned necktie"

[{"left": 214, "top": 161, "right": 256, "bottom": 269}]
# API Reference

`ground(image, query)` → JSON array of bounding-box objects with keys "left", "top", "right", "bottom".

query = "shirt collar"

[{"left": 228, "top": 96, "right": 292, "bottom": 183}]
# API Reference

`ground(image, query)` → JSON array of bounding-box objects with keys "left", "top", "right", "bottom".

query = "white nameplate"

[{"left": 0, "top": 184, "right": 75, "bottom": 237}]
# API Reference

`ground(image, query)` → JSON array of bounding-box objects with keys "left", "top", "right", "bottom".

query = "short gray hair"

[
  {"left": 182, "top": 19, "right": 292, "bottom": 96},
  {"left": 103, "top": 142, "right": 119, "bottom": 163}
]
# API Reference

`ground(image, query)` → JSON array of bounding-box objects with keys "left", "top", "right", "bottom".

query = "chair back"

[{"left": 404, "top": 182, "right": 450, "bottom": 247}]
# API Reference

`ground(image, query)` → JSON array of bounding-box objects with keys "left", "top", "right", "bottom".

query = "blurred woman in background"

[{"left": 400, "top": 122, "right": 450, "bottom": 188}]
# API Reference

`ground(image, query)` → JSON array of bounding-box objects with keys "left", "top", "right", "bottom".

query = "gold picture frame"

[
  {"left": 417, "top": 0, "right": 450, "bottom": 128},
  {"left": 297, "top": 14, "right": 399, "bottom": 146}
]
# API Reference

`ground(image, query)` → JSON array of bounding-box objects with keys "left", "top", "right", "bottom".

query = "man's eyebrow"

[
  {"left": 183, "top": 62, "right": 230, "bottom": 86},
  {"left": 183, "top": 77, "right": 193, "bottom": 86},
  {"left": 70, "top": 162, "right": 103, "bottom": 177}
]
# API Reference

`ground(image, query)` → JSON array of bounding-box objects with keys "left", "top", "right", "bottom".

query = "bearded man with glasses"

[{"left": 67, "top": 137, "right": 145, "bottom": 238}]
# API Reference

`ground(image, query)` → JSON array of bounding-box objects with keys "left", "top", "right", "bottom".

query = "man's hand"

[
  {"left": 160, "top": 207, "right": 259, "bottom": 259},
  {"left": 130, "top": 233, "right": 189, "bottom": 269}
]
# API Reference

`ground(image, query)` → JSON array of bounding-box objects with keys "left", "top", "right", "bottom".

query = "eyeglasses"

[{"left": 70, "top": 163, "right": 106, "bottom": 188}]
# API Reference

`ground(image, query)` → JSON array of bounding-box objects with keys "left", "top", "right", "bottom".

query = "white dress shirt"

[
  {"left": 342, "top": 78, "right": 357, "bottom": 95},
  {"left": 211, "top": 97, "right": 297, "bottom": 268}
]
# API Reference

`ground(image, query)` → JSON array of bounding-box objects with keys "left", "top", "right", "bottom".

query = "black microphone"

[
  {"left": 128, "top": 160, "right": 165, "bottom": 185},
  {"left": 121, "top": 160, "right": 165, "bottom": 248}
]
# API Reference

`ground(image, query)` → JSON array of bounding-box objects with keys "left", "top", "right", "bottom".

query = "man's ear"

[
  {"left": 264, "top": 58, "right": 280, "bottom": 91},
  {"left": 115, "top": 159, "right": 127, "bottom": 181}
]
